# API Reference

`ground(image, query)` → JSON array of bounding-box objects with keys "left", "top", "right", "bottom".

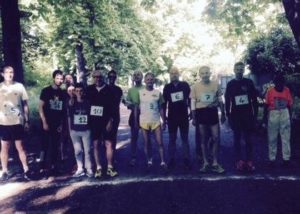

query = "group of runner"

[{"left": 0, "top": 61, "right": 294, "bottom": 181}]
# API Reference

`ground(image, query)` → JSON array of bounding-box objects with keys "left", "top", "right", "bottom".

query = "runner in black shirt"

[
  {"left": 39, "top": 69, "right": 67, "bottom": 177},
  {"left": 163, "top": 66, "right": 191, "bottom": 169},
  {"left": 86, "top": 70, "right": 117, "bottom": 178},
  {"left": 225, "top": 62, "right": 258, "bottom": 172}
]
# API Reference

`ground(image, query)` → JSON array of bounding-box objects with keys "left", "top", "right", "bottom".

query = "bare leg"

[
  {"left": 105, "top": 140, "right": 114, "bottom": 167},
  {"left": 15, "top": 140, "right": 29, "bottom": 172},
  {"left": 141, "top": 129, "right": 152, "bottom": 161},
  {"left": 93, "top": 140, "right": 101, "bottom": 169},
  {"left": 0, "top": 141, "right": 11, "bottom": 172},
  {"left": 154, "top": 126, "right": 165, "bottom": 163},
  {"left": 199, "top": 125, "right": 209, "bottom": 165},
  {"left": 209, "top": 124, "right": 220, "bottom": 165}
]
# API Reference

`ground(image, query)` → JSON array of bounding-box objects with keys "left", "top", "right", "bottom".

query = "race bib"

[
  {"left": 149, "top": 102, "right": 158, "bottom": 111},
  {"left": 49, "top": 100, "right": 63, "bottom": 110},
  {"left": 200, "top": 92, "right": 214, "bottom": 103},
  {"left": 74, "top": 115, "right": 88, "bottom": 125},
  {"left": 171, "top": 91, "right": 184, "bottom": 102},
  {"left": 90, "top": 106, "right": 103, "bottom": 116},
  {"left": 235, "top": 95, "right": 249, "bottom": 105},
  {"left": 274, "top": 98, "right": 287, "bottom": 110}
]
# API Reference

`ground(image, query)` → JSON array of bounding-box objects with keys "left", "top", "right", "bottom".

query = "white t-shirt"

[
  {"left": 138, "top": 88, "right": 164, "bottom": 123},
  {"left": 0, "top": 82, "right": 28, "bottom": 125}
]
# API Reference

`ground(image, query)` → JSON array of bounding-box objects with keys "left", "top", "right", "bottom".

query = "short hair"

[
  {"left": 108, "top": 70, "right": 117, "bottom": 76},
  {"left": 273, "top": 73, "right": 285, "bottom": 84},
  {"left": 1, "top": 66, "right": 14, "bottom": 73},
  {"left": 52, "top": 69, "right": 64, "bottom": 79},
  {"left": 145, "top": 72, "right": 155, "bottom": 78},
  {"left": 91, "top": 70, "right": 104, "bottom": 77},
  {"left": 199, "top": 66, "right": 210, "bottom": 72},
  {"left": 133, "top": 70, "right": 143, "bottom": 77},
  {"left": 234, "top": 62, "right": 245, "bottom": 68}
]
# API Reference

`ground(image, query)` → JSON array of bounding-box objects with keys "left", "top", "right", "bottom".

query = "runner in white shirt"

[
  {"left": 0, "top": 66, "right": 31, "bottom": 181},
  {"left": 135, "top": 72, "right": 167, "bottom": 169}
]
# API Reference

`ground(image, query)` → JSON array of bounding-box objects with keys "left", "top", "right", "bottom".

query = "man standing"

[
  {"left": 39, "top": 69, "right": 66, "bottom": 177},
  {"left": 225, "top": 62, "right": 258, "bottom": 172},
  {"left": 0, "top": 66, "right": 31, "bottom": 181},
  {"left": 107, "top": 70, "right": 123, "bottom": 153},
  {"left": 191, "top": 66, "right": 225, "bottom": 173},
  {"left": 126, "top": 70, "right": 144, "bottom": 166},
  {"left": 163, "top": 66, "right": 191, "bottom": 169},
  {"left": 135, "top": 72, "right": 166, "bottom": 169},
  {"left": 86, "top": 70, "right": 117, "bottom": 178}
]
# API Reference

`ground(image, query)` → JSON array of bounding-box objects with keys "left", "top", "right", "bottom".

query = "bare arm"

[{"left": 39, "top": 100, "right": 49, "bottom": 131}]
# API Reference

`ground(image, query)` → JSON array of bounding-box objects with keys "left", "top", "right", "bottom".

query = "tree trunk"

[
  {"left": 282, "top": 0, "right": 300, "bottom": 48},
  {"left": 75, "top": 41, "right": 88, "bottom": 85},
  {"left": 1, "top": 0, "right": 24, "bottom": 83}
]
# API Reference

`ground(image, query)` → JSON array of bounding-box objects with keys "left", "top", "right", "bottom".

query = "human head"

[
  {"left": 64, "top": 74, "right": 74, "bottom": 87},
  {"left": 52, "top": 69, "right": 64, "bottom": 87},
  {"left": 199, "top": 66, "right": 211, "bottom": 83},
  {"left": 234, "top": 62, "right": 245, "bottom": 80},
  {"left": 144, "top": 72, "right": 155, "bottom": 89},
  {"left": 1, "top": 66, "right": 14, "bottom": 83},
  {"left": 273, "top": 73, "right": 285, "bottom": 92},
  {"left": 107, "top": 70, "right": 117, "bottom": 85},
  {"left": 74, "top": 82, "right": 85, "bottom": 99},
  {"left": 91, "top": 70, "right": 105, "bottom": 87},
  {"left": 133, "top": 70, "right": 143, "bottom": 85},
  {"left": 169, "top": 66, "right": 180, "bottom": 83},
  {"left": 67, "top": 84, "right": 75, "bottom": 98}
]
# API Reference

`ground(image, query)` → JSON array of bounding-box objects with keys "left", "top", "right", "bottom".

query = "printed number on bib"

[
  {"left": 74, "top": 115, "right": 88, "bottom": 125},
  {"left": 171, "top": 91, "right": 184, "bottom": 102},
  {"left": 50, "top": 100, "right": 63, "bottom": 110},
  {"left": 200, "top": 92, "right": 214, "bottom": 103},
  {"left": 90, "top": 106, "right": 103, "bottom": 116},
  {"left": 274, "top": 98, "right": 287, "bottom": 110},
  {"left": 235, "top": 95, "right": 249, "bottom": 105},
  {"left": 149, "top": 102, "right": 157, "bottom": 111}
]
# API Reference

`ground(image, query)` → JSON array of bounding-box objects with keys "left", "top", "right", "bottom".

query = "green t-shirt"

[{"left": 126, "top": 85, "right": 144, "bottom": 106}]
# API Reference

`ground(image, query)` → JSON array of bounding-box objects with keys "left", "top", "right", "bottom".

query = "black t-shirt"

[
  {"left": 225, "top": 78, "right": 258, "bottom": 116},
  {"left": 108, "top": 85, "right": 123, "bottom": 120},
  {"left": 163, "top": 81, "right": 190, "bottom": 119},
  {"left": 68, "top": 100, "right": 91, "bottom": 131},
  {"left": 40, "top": 85, "right": 67, "bottom": 127},
  {"left": 86, "top": 84, "right": 114, "bottom": 125}
]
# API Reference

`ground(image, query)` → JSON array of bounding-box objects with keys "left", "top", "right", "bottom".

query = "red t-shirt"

[{"left": 265, "top": 86, "right": 293, "bottom": 110}]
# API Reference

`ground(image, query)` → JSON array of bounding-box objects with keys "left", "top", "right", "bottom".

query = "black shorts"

[
  {"left": 90, "top": 124, "right": 113, "bottom": 141},
  {"left": 196, "top": 107, "right": 219, "bottom": 126},
  {"left": 167, "top": 117, "right": 189, "bottom": 134},
  {"left": 230, "top": 113, "right": 255, "bottom": 132},
  {"left": 0, "top": 124, "right": 24, "bottom": 141}
]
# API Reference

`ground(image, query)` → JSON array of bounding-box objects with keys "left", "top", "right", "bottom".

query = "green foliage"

[
  {"left": 203, "top": 0, "right": 285, "bottom": 49},
  {"left": 244, "top": 27, "right": 300, "bottom": 75},
  {"left": 32, "top": 0, "right": 163, "bottom": 77}
]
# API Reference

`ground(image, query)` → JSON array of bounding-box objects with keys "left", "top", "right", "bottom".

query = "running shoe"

[
  {"left": 236, "top": 160, "right": 245, "bottom": 171},
  {"left": 129, "top": 158, "right": 137, "bottom": 167},
  {"left": 246, "top": 161, "right": 255, "bottom": 172},
  {"left": 0, "top": 172, "right": 9, "bottom": 181},
  {"left": 107, "top": 167, "right": 118, "bottom": 177},
  {"left": 211, "top": 164, "right": 225, "bottom": 174},
  {"left": 160, "top": 161, "right": 167, "bottom": 170},
  {"left": 147, "top": 159, "right": 153, "bottom": 168},
  {"left": 73, "top": 169, "right": 85, "bottom": 178},
  {"left": 24, "top": 170, "right": 33, "bottom": 181},
  {"left": 86, "top": 170, "right": 94, "bottom": 178},
  {"left": 94, "top": 169, "right": 102, "bottom": 178},
  {"left": 199, "top": 163, "right": 209, "bottom": 173}
]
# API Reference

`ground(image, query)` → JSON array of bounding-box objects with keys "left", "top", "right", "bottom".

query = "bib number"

[
  {"left": 235, "top": 95, "right": 249, "bottom": 105},
  {"left": 74, "top": 115, "right": 88, "bottom": 125},
  {"left": 275, "top": 98, "right": 287, "bottom": 110},
  {"left": 50, "top": 100, "right": 63, "bottom": 110},
  {"left": 149, "top": 102, "right": 157, "bottom": 111},
  {"left": 90, "top": 106, "right": 103, "bottom": 116},
  {"left": 171, "top": 91, "right": 184, "bottom": 102},
  {"left": 200, "top": 92, "right": 214, "bottom": 103}
]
